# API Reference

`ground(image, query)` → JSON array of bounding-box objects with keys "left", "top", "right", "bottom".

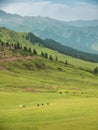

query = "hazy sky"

[{"left": 0, "top": 0, "right": 98, "bottom": 21}]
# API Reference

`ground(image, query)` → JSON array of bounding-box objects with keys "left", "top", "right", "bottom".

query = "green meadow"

[
  {"left": 0, "top": 92, "right": 98, "bottom": 130},
  {"left": 0, "top": 56, "right": 98, "bottom": 130}
]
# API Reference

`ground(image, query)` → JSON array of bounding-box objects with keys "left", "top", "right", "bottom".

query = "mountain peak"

[
  {"left": 0, "top": 10, "right": 22, "bottom": 18},
  {"left": 0, "top": 10, "right": 98, "bottom": 54}
]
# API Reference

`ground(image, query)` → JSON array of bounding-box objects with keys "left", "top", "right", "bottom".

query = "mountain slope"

[
  {"left": 0, "top": 36, "right": 98, "bottom": 91},
  {"left": 0, "top": 10, "right": 98, "bottom": 54},
  {"left": 66, "top": 19, "right": 98, "bottom": 27},
  {"left": 1, "top": 26, "right": 98, "bottom": 63},
  {"left": 24, "top": 32, "right": 98, "bottom": 63}
]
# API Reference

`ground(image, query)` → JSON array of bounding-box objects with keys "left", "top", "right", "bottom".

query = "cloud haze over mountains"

[{"left": 0, "top": 0, "right": 98, "bottom": 21}]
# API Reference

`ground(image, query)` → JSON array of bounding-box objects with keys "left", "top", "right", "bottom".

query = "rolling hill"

[
  {"left": 0, "top": 26, "right": 98, "bottom": 92},
  {"left": 0, "top": 10, "right": 98, "bottom": 54},
  {"left": 0, "top": 26, "right": 98, "bottom": 130}
]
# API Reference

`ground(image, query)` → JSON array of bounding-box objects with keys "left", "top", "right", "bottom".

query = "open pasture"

[{"left": 0, "top": 90, "right": 98, "bottom": 130}]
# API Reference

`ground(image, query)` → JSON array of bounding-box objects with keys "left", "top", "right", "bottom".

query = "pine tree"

[
  {"left": 23, "top": 46, "right": 28, "bottom": 51},
  {"left": 16, "top": 42, "right": 21, "bottom": 49},
  {"left": 41, "top": 51, "right": 44, "bottom": 57},
  {"left": 14, "top": 43, "right": 18, "bottom": 50},
  {"left": 28, "top": 47, "right": 32, "bottom": 53},
  {"left": 94, "top": 67, "right": 98, "bottom": 74},
  {"left": 49, "top": 55, "right": 53, "bottom": 61},
  {"left": 1, "top": 41, "right": 4, "bottom": 46},
  {"left": 65, "top": 60, "right": 68, "bottom": 65},
  {"left": 44, "top": 53, "right": 48, "bottom": 59},
  {"left": 6, "top": 42, "right": 10, "bottom": 46},
  {"left": 33, "top": 49, "right": 37, "bottom": 55},
  {"left": 55, "top": 56, "right": 58, "bottom": 61}
]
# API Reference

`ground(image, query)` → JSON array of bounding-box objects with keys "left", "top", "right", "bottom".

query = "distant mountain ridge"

[
  {"left": 0, "top": 10, "right": 98, "bottom": 54},
  {"left": 65, "top": 19, "right": 98, "bottom": 27}
]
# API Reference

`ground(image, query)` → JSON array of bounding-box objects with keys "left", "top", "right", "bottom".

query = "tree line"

[
  {"left": 0, "top": 40, "right": 59, "bottom": 62},
  {"left": 0, "top": 40, "right": 37, "bottom": 56},
  {"left": 1, "top": 40, "right": 98, "bottom": 75},
  {"left": 27, "top": 32, "right": 98, "bottom": 63}
]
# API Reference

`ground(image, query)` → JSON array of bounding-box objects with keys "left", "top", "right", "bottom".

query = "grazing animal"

[
  {"left": 59, "top": 92, "right": 62, "bottom": 94},
  {"left": 37, "top": 104, "right": 40, "bottom": 107},
  {"left": 47, "top": 103, "right": 49, "bottom": 105},
  {"left": 19, "top": 104, "right": 25, "bottom": 108}
]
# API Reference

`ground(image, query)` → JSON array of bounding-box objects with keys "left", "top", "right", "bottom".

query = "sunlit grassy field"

[
  {"left": 0, "top": 91, "right": 98, "bottom": 130},
  {"left": 0, "top": 56, "right": 98, "bottom": 130}
]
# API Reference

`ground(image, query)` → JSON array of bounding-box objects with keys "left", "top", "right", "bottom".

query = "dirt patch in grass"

[
  {"left": 0, "top": 56, "right": 38, "bottom": 63},
  {"left": 0, "top": 65, "right": 6, "bottom": 70},
  {"left": 25, "top": 88, "right": 42, "bottom": 93}
]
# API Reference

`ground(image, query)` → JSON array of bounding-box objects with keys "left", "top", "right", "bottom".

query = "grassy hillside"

[
  {"left": 0, "top": 27, "right": 98, "bottom": 130},
  {"left": 1, "top": 26, "right": 98, "bottom": 63},
  {"left": 0, "top": 26, "right": 98, "bottom": 91},
  {"left": 0, "top": 42, "right": 98, "bottom": 130},
  {"left": 0, "top": 56, "right": 98, "bottom": 91},
  {"left": 0, "top": 33, "right": 98, "bottom": 94}
]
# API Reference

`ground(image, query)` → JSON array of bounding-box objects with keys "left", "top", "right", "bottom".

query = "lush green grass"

[
  {"left": 0, "top": 58, "right": 98, "bottom": 92},
  {"left": 0, "top": 57, "right": 98, "bottom": 129},
  {"left": 0, "top": 91, "right": 98, "bottom": 130}
]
